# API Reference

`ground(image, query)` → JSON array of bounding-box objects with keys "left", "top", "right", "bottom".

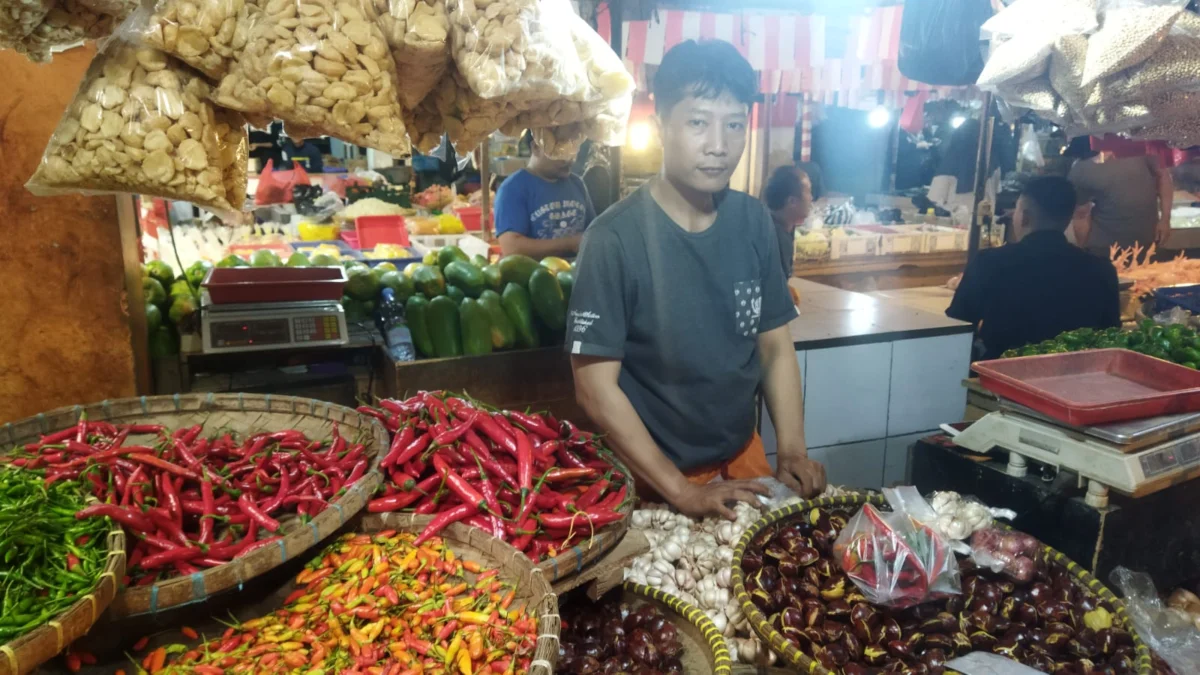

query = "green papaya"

[
  {"left": 482, "top": 264, "right": 504, "bottom": 293},
  {"left": 426, "top": 295, "right": 462, "bottom": 358},
  {"left": 405, "top": 295, "right": 437, "bottom": 358},
  {"left": 459, "top": 298, "right": 493, "bottom": 356},
  {"left": 556, "top": 270, "right": 574, "bottom": 304},
  {"left": 436, "top": 245, "right": 470, "bottom": 270},
  {"left": 479, "top": 290, "right": 516, "bottom": 350},
  {"left": 411, "top": 264, "right": 446, "bottom": 298},
  {"left": 501, "top": 283, "right": 539, "bottom": 349},
  {"left": 528, "top": 267, "right": 567, "bottom": 332},
  {"left": 444, "top": 261, "right": 486, "bottom": 298},
  {"left": 445, "top": 285, "right": 466, "bottom": 304},
  {"left": 498, "top": 255, "right": 540, "bottom": 287},
  {"left": 472, "top": 254, "right": 490, "bottom": 267}
]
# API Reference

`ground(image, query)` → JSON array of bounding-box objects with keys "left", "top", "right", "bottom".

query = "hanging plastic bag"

[
  {"left": 26, "top": 41, "right": 247, "bottom": 215},
  {"left": 898, "top": 0, "right": 993, "bottom": 86},
  {"left": 0, "top": 0, "right": 54, "bottom": 46},
  {"left": 1081, "top": 0, "right": 1188, "bottom": 87},
  {"left": 832, "top": 486, "right": 961, "bottom": 609},
  {"left": 254, "top": 158, "right": 310, "bottom": 205},
  {"left": 1019, "top": 125, "right": 1046, "bottom": 167},
  {"left": 136, "top": 0, "right": 260, "bottom": 81},
  {"left": 212, "top": 0, "right": 410, "bottom": 156},
  {"left": 1110, "top": 566, "right": 1200, "bottom": 673},
  {"left": 446, "top": 0, "right": 587, "bottom": 101},
  {"left": 375, "top": 0, "right": 449, "bottom": 109},
  {"left": 3, "top": 0, "right": 129, "bottom": 61}
]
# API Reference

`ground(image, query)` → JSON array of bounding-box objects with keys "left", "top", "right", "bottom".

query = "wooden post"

[
  {"left": 967, "top": 92, "right": 994, "bottom": 262},
  {"left": 480, "top": 140, "right": 491, "bottom": 239}
]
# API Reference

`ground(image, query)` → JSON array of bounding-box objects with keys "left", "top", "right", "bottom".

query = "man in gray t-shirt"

[
  {"left": 567, "top": 40, "right": 826, "bottom": 521},
  {"left": 1068, "top": 153, "right": 1173, "bottom": 256}
]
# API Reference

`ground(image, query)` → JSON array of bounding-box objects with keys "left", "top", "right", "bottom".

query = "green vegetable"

[
  {"left": 479, "top": 290, "right": 516, "bottom": 350},
  {"left": 405, "top": 295, "right": 436, "bottom": 358},
  {"left": 556, "top": 270, "right": 574, "bottom": 304},
  {"left": 459, "top": 298, "right": 493, "bottom": 356},
  {"left": 426, "top": 295, "right": 463, "bottom": 357},
  {"left": 379, "top": 271, "right": 415, "bottom": 302},
  {"left": 411, "top": 264, "right": 446, "bottom": 298},
  {"left": 149, "top": 326, "right": 179, "bottom": 357},
  {"left": 501, "top": 283, "right": 539, "bottom": 349},
  {"left": 444, "top": 261, "right": 486, "bottom": 298},
  {"left": 436, "top": 245, "right": 470, "bottom": 271},
  {"left": 445, "top": 285, "right": 466, "bottom": 304},
  {"left": 482, "top": 264, "right": 504, "bottom": 293},
  {"left": 497, "top": 255, "right": 540, "bottom": 287},
  {"left": 527, "top": 267, "right": 567, "bottom": 332},
  {"left": 143, "top": 277, "right": 167, "bottom": 307}
]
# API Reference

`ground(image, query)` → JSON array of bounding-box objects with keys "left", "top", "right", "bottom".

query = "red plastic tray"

[
  {"left": 202, "top": 267, "right": 347, "bottom": 305},
  {"left": 973, "top": 349, "right": 1200, "bottom": 426},
  {"left": 355, "top": 215, "right": 410, "bottom": 249}
]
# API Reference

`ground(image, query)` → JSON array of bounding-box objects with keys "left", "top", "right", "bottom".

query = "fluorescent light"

[
  {"left": 951, "top": 115, "right": 967, "bottom": 129},
  {"left": 867, "top": 107, "right": 890, "bottom": 128},
  {"left": 629, "top": 122, "right": 652, "bottom": 151}
]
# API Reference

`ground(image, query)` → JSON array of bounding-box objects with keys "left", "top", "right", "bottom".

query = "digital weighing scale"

[
  {"left": 200, "top": 296, "right": 349, "bottom": 354},
  {"left": 949, "top": 402, "right": 1200, "bottom": 507}
]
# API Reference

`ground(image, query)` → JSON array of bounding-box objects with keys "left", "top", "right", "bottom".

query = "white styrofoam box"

[
  {"left": 804, "top": 343, "right": 892, "bottom": 447},
  {"left": 871, "top": 225, "right": 926, "bottom": 256},
  {"left": 760, "top": 351, "right": 806, "bottom": 456},
  {"left": 884, "top": 431, "right": 936, "bottom": 487},
  {"left": 409, "top": 233, "right": 490, "bottom": 260},
  {"left": 809, "top": 439, "right": 887, "bottom": 489},
  {"left": 925, "top": 226, "right": 969, "bottom": 253},
  {"left": 887, "top": 334, "right": 972, "bottom": 436},
  {"left": 829, "top": 233, "right": 879, "bottom": 260}
]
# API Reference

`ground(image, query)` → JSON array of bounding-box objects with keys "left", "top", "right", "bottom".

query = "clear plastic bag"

[
  {"left": 375, "top": 0, "right": 449, "bottom": 109},
  {"left": 26, "top": 41, "right": 247, "bottom": 215},
  {"left": 446, "top": 0, "right": 587, "bottom": 102},
  {"left": 969, "top": 527, "right": 1039, "bottom": 582},
  {"left": 137, "top": 0, "right": 261, "bottom": 81},
  {"left": 980, "top": 0, "right": 1099, "bottom": 41},
  {"left": 1110, "top": 566, "right": 1200, "bottom": 673},
  {"left": 212, "top": 0, "right": 411, "bottom": 156},
  {"left": 4, "top": 0, "right": 128, "bottom": 61},
  {"left": 832, "top": 486, "right": 961, "bottom": 609},
  {"left": 0, "top": 0, "right": 54, "bottom": 44},
  {"left": 1081, "top": 0, "right": 1188, "bottom": 86},
  {"left": 529, "top": 92, "right": 630, "bottom": 161}
]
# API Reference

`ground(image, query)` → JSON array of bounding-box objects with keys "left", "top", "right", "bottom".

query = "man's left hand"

[
  {"left": 776, "top": 451, "right": 826, "bottom": 498},
  {"left": 1157, "top": 219, "right": 1172, "bottom": 246}
]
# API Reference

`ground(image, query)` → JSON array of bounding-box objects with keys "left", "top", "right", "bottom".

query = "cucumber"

[
  {"left": 527, "top": 267, "right": 567, "bottom": 332},
  {"left": 501, "top": 283, "right": 539, "bottom": 349},
  {"left": 444, "top": 261, "right": 486, "bottom": 298},
  {"left": 459, "top": 298, "right": 493, "bottom": 356},
  {"left": 426, "top": 295, "right": 463, "bottom": 358},
  {"left": 498, "top": 254, "right": 540, "bottom": 287},
  {"left": 479, "top": 290, "right": 516, "bottom": 350},
  {"left": 405, "top": 295, "right": 437, "bottom": 358}
]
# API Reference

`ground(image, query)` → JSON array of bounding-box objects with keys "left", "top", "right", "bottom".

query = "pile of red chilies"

[
  {"left": 358, "top": 392, "right": 630, "bottom": 561},
  {"left": 4, "top": 416, "right": 372, "bottom": 584}
]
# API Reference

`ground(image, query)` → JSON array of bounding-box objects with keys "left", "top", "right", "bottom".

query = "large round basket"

[
  {"left": 731, "top": 494, "right": 1155, "bottom": 675},
  {"left": 0, "top": 526, "right": 125, "bottom": 675},
  {"left": 620, "top": 582, "right": 733, "bottom": 675},
  {"left": 362, "top": 511, "right": 560, "bottom": 674},
  {"left": 536, "top": 455, "right": 636, "bottom": 586},
  {"left": 0, "top": 393, "right": 386, "bottom": 619}
]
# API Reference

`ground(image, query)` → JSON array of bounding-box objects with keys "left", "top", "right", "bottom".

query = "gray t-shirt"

[
  {"left": 565, "top": 186, "right": 798, "bottom": 470},
  {"left": 1069, "top": 156, "right": 1160, "bottom": 255}
]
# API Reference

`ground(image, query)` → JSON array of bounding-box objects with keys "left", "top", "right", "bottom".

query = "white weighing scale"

[
  {"left": 948, "top": 401, "right": 1200, "bottom": 507},
  {"left": 200, "top": 294, "right": 349, "bottom": 354}
]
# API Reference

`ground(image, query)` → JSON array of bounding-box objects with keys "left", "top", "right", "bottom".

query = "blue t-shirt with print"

[{"left": 494, "top": 169, "right": 596, "bottom": 240}]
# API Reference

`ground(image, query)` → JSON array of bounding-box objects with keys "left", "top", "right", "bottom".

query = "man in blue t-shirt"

[{"left": 493, "top": 137, "right": 596, "bottom": 260}]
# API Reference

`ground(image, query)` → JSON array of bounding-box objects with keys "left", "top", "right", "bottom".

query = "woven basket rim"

[
  {"left": 623, "top": 582, "right": 733, "bottom": 675},
  {"left": 1, "top": 394, "right": 389, "bottom": 619},
  {"left": 731, "top": 493, "right": 1154, "bottom": 675},
  {"left": 0, "top": 522, "right": 126, "bottom": 675}
]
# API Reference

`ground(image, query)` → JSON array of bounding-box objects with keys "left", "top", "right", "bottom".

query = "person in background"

[
  {"left": 947, "top": 176, "right": 1120, "bottom": 360},
  {"left": 567, "top": 39, "right": 826, "bottom": 521},
  {"left": 763, "top": 165, "right": 813, "bottom": 281},
  {"left": 1068, "top": 149, "right": 1173, "bottom": 255},
  {"left": 493, "top": 133, "right": 596, "bottom": 259}
]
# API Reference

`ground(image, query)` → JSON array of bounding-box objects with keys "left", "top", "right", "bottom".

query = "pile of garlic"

[{"left": 623, "top": 484, "right": 856, "bottom": 665}]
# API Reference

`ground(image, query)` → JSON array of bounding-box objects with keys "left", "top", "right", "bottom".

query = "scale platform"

[
  {"left": 200, "top": 296, "right": 349, "bottom": 354},
  {"left": 951, "top": 401, "right": 1200, "bottom": 502}
]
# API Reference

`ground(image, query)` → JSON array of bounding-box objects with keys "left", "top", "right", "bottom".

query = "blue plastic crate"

[{"left": 1154, "top": 284, "right": 1200, "bottom": 315}]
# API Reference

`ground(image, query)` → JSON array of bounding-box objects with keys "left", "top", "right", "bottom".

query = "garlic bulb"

[
  {"left": 674, "top": 567, "right": 695, "bottom": 591},
  {"left": 715, "top": 545, "right": 734, "bottom": 565},
  {"left": 715, "top": 567, "right": 732, "bottom": 589},
  {"left": 714, "top": 521, "right": 738, "bottom": 546},
  {"left": 707, "top": 610, "right": 728, "bottom": 633}
]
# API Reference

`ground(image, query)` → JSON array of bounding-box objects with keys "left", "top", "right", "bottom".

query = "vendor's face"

[
  {"left": 531, "top": 146, "right": 572, "bottom": 180},
  {"left": 788, "top": 175, "right": 813, "bottom": 223},
  {"left": 657, "top": 92, "right": 748, "bottom": 194}
]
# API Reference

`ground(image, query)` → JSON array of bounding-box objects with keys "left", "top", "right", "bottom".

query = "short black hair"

[
  {"left": 1021, "top": 176, "right": 1077, "bottom": 231},
  {"left": 764, "top": 166, "right": 808, "bottom": 211},
  {"left": 653, "top": 40, "right": 758, "bottom": 117}
]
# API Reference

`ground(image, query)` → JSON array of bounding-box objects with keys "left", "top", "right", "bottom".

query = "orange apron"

[{"left": 685, "top": 432, "right": 774, "bottom": 484}]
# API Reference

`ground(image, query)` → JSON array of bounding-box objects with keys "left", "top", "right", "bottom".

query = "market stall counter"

[{"left": 387, "top": 279, "right": 976, "bottom": 492}]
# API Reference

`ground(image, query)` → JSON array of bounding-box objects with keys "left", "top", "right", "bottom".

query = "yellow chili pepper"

[
  {"left": 445, "top": 634, "right": 464, "bottom": 666},
  {"left": 457, "top": 647, "right": 473, "bottom": 675}
]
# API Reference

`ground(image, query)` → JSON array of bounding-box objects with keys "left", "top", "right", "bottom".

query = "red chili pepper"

[
  {"left": 515, "top": 429, "right": 533, "bottom": 497},
  {"left": 140, "top": 545, "right": 203, "bottom": 570},
  {"left": 125, "top": 454, "right": 201, "bottom": 481},
  {"left": 538, "top": 510, "right": 623, "bottom": 531},
  {"left": 76, "top": 503, "right": 153, "bottom": 533},
  {"left": 237, "top": 493, "right": 281, "bottom": 533},
  {"left": 434, "top": 410, "right": 478, "bottom": 446},
  {"left": 455, "top": 403, "right": 516, "bottom": 454},
  {"left": 596, "top": 484, "right": 628, "bottom": 511},
  {"left": 508, "top": 411, "right": 558, "bottom": 441},
  {"left": 576, "top": 478, "right": 609, "bottom": 511},
  {"left": 474, "top": 474, "right": 503, "bottom": 517},
  {"left": 367, "top": 492, "right": 423, "bottom": 512},
  {"left": 32, "top": 425, "right": 80, "bottom": 447},
  {"left": 543, "top": 467, "right": 599, "bottom": 483},
  {"left": 198, "top": 480, "right": 216, "bottom": 545},
  {"left": 148, "top": 508, "right": 189, "bottom": 547},
  {"left": 431, "top": 455, "right": 485, "bottom": 514},
  {"left": 413, "top": 503, "right": 474, "bottom": 546}
]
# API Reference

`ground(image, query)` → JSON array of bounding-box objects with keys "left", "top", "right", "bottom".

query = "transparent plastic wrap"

[
  {"left": 1110, "top": 566, "right": 1200, "bottom": 673},
  {"left": 436, "top": 64, "right": 524, "bottom": 149},
  {"left": 137, "top": 0, "right": 261, "bottom": 81},
  {"left": 26, "top": 41, "right": 247, "bottom": 215},
  {"left": 0, "top": 0, "right": 54, "bottom": 44},
  {"left": 529, "top": 92, "right": 630, "bottom": 161},
  {"left": 927, "top": 490, "right": 1017, "bottom": 542},
  {"left": 1100, "top": 33, "right": 1200, "bottom": 105},
  {"left": 446, "top": 0, "right": 587, "bottom": 102},
  {"left": 832, "top": 486, "right": 961, "bottom": 609},
  {"left": 979, "top": 0, "right": 1098, "bottom": 42},
  {"left": 374, "top": 0, "right": 449, "bottom": 109},
  {"left": 1080, "top": 0, "right": 1188, "bottom": 86},
  {"left": 969, "top": 527, "right": 1039, "bottom": 582},
  {"left": 977, "top": 34, "right": 1053, "bottom": 87},
  {"left": 212, "top": 0, "right": 411, "bottom": 156},
  {"left": 1049, "top": 34, "right": 1094, "bottom": 114},
  {"left": 4, "top": 0, "right": 129, "bottom": 62}
]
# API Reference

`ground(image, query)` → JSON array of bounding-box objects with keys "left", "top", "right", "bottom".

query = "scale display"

[{"left": 200, "top": 300, "right": 349, "bottom": 354}]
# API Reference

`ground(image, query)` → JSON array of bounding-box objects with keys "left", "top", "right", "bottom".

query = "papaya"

[
  {"left": 501, "top": 283, "right": 539, "bottom": 349},
  {"left": 445, "top": 284, "right": 466, "bottom": 304},
  {"left": 498, "top": 254, "right": 540, "bottom": 287},
  {"left": 436, "top": 245, "right": 470, "bottom": 270},
  {"left": 556, "top": 270, "right": 574, "bottom": 304},
  {"left": 459, "top": 298, "right": 493, "bottom": 356},
  {"left": 405, "top": 295, "right": 437, "bottom": 358},
  {"left": 411, "top": 264, "right": 446, "bottom": 298},
  {"left": 479, "top": 290, "right": 516, "bottom": 350},
  {"left": 444, "top": 261, "right": 486, "bottom": 298},
  {"left": 482, "top": 264, "right": 504, "bottom": 293},
  {"left": 426, "top": 295, "right": 463, "bottom": 358},
  {"left": 528, "top": 267, "right": 567, "bottom": 332}
]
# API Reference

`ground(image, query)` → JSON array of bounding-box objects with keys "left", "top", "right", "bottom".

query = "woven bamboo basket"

[
  {"left": 0, "top": 526, "right": 125, "bottom": 675},
  {"left": 731, "top": 494, "right": 1155, "bottom": 675},
  {"left": 620, "top": 582, "right": 733, "bottom": 675},
  {"left": 0, "top": 393, "right": 387, "bottom": 619},
  {"left": 362, "top": 512, "right": 560, "bottom": 674}
]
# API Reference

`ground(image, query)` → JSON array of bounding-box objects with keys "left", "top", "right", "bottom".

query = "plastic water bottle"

[{"left": 377, "top": 288, "right": 415, "bottom": 362}]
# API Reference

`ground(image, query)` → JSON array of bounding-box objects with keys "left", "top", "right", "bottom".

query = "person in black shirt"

[{"left": 947, "top": 176, "right": 1120, "bottom": 360}]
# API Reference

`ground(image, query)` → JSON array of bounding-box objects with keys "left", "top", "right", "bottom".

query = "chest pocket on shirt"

[{"left": 734, "top": 280, "right": 763, "bottom": 337}]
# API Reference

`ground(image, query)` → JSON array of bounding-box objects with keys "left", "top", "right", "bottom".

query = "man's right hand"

[{"left": 673, "top": 480, "right": 771, "bottom": 521}]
